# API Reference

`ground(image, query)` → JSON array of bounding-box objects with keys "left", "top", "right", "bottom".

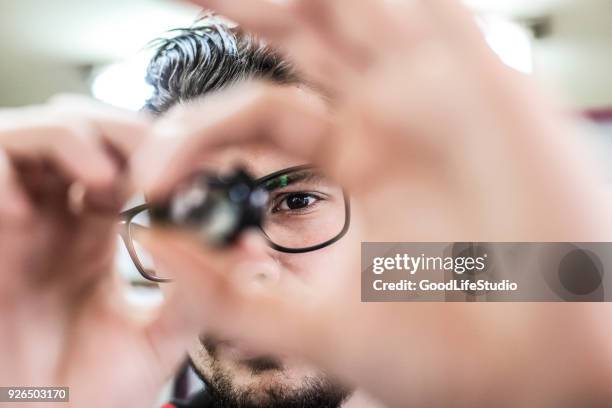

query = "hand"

[
  {"left": 140, "top": 0, "right": 612, "bottom": 242},
  {"left": 133, "top": 0, "right": 612, "bottom": 406},
  {"left": 0, "top": 96, "right": 195, "bottom": 407}
]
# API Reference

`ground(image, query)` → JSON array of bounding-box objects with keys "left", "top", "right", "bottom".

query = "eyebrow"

[{"left": 261, "top": 169, "right": 324, "bottom": 191}]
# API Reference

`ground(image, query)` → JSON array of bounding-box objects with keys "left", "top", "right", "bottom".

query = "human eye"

[{"left": 270, "top": 192, "right": 325, "bottom": 214}]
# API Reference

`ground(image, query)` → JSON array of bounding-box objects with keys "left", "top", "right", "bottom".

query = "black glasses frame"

[{"left": 118, "top": 165, "right": 351, "bottom": 283}]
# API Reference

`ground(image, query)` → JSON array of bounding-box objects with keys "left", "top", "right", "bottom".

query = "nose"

[
  {"left": 233, "top": 231, "right": 284, "bottom": 289},
  {"left": 250, "top": 260, "right": 281, "bottom": 284},
  {"left": 232, "top": 258, "right": 282, "bottom": 292}
]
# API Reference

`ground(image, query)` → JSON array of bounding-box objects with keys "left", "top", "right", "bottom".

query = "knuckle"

[
  {"left": 32, "top": 109, "right": 79, "bottom": 139},
  {"left": 49, "top": 118, "right": 95, "bottom": 146}
]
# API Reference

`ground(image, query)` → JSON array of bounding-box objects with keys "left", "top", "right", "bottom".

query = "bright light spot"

[
  {"left": 91, "top": 53, "right": 154, "bottom": 111},
  {"left": 479, "top": 16, "right": 534, "bottom": 74}
]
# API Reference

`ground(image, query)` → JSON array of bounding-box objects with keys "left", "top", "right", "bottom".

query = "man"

[
  {"left": 141, "top": 16, "right": 380, "bottom": 408},
  {"left": 2, "top": 0, "right": 612, "bottom": 407}
]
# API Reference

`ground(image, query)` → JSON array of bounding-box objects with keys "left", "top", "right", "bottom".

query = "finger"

[
  {"left": 0, "top": 150, "right": 33, "bottom": 305},
  {"left": 191, "top": 0, "right": 394, "bottom": 60},
  {"left": 139, "top": 227, "right": 321, "bottom": 362},
  {"left": 0, "top": 98, "right": 150, "bottom": 209},
  {"left": 138, "top": 228, "right": 272, "bottom": 368},
  {"left": 17, "top": 161, "right": 72, "bottom": 208},
  {"left": 291, "top": 0, "right": 401, "bottom": 63},
  {"left": 46, "top": 95, "right": 152, "bottom": 208},
  {"left": 134, "top": 83, "right": 330, "bottom": 200},
  {"left": 135, "top": 228, "right": 235, "bottom": 372},
  {"left": 187, "top": 0, "right": 352, "bottom": 90},
  {"left": 423, "top": 0, "right": 496, "bottom": 62},
  {"left": 0, "top": 149, "right": 31, "bottom": 223},
  {"left": 187, "top": 0, "right": 441, "bottom": 94},
  {"left": 0, "top": 111, "right": 117, "bottom": 189},
  {"left": 191, "top": 0, "right": 297, "bottom": 38},
  {"left": 48, "top": 94, "right": 151, "bottom": 156},
  {"left": 48, "top": 96, "right": 149, "bottom": 208},
  {"left": 139, "top": 227, "right": 240, "bottom": 280}
]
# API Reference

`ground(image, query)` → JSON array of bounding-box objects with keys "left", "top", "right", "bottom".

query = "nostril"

[
  {"left": 254, "top": 270, "right": 271, "bottom": 282},
  {"left": 232, "top": 260, "right": 282, "bottom": 293},
  {"left": 252, "top": 262, "right": 282, "bottom": 284}
]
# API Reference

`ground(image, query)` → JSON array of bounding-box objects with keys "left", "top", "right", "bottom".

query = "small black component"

[{"left": 150, "top": 168, "right": 268, "bottom": 246}]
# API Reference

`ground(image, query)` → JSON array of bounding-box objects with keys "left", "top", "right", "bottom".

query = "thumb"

[{"left": 138, "top": 228, "right": 329, "bottom": 369}]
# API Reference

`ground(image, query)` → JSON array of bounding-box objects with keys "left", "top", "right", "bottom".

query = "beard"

[{"left": 191, "top": 335, "right": 351, "bottom": 408}]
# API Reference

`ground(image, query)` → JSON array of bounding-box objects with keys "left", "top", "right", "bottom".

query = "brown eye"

[{"left": 277, "top": 193, "right": 319, "bottom": 211}]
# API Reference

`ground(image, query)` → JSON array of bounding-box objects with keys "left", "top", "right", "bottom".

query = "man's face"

[{"left": 158, "top": 86, "right": 356, "bottom": 407}]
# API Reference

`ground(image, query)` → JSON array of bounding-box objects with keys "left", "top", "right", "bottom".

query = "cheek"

[
  {"left": 279, "top": 252, "right": 329, "bottom": 280},
  {"left": 188, "top": 339, "right": 215, "bottom": 379},
  {"left": 277, "top": 232, "right": 360, "bottom": 283}
]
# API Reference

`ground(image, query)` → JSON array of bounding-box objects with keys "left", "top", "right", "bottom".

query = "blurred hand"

[
  {"left": 131, "top": 0, "right": 612, "bottom": 407},
  {"left": 0, "top": 96, "right": 197, "bottom": 407},
  {"left": 140, "top": 0, "right": 612, "bottom": 242}
]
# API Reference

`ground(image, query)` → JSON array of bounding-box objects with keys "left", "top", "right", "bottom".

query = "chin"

[
  {"left": 190, "top": 337, "right": 351, "bottom": 407},
  {"left": 218, "top": 346, "right": 322, "bottom": 391}
]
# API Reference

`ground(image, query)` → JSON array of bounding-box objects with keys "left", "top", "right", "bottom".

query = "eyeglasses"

[{"left": 118, "top": 165, "right": 351, "bottom": 282}]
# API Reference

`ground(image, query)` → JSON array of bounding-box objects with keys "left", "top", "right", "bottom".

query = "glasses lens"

[
  {"left": 261, "top": 168, "right": 347, "bottom": 250},
  {"left": 128, "top": 209, "right": 167, "bottom": 280}
]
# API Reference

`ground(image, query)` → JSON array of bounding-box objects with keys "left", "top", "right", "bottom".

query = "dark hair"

[{"left": 144, "top": 14, "right": 298, "bottom": 114}]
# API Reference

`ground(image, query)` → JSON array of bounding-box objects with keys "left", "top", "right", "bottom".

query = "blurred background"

[
  {"left": 2, "top": 0, "right": 612, "bottom": 110},
  {"left": 1, "top": 0, "right": 612, "bottom": 287}
]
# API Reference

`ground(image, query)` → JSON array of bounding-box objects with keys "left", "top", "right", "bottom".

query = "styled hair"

[{"left": 144, "top": 14, "right": 298, "bottom": 114}]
